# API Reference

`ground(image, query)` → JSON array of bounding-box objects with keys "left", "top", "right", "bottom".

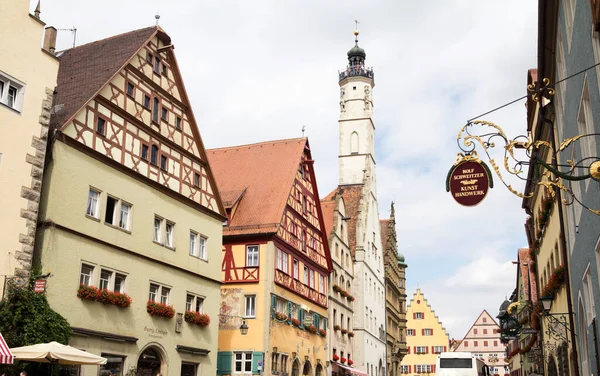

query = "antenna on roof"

[
  {"left": 155, "top": 12, "right": 160, "bottom": 26},
  {"left": 302, "top": 125, "right": 306, "bottom": 137},
  {"left": 57, "top": 27, "right": 77, "bottom": 48}
]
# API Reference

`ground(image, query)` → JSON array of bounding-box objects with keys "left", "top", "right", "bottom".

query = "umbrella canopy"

[
  {"left": 0, "top": 333, "right": 14, "bottom": 364},
  {"left": 10, "top": 342, "right": 107, "bottom": 365}
]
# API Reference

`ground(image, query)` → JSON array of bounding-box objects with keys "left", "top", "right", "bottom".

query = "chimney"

[{"left": 43, "top": 27, "right": 57, "bottom": 54}]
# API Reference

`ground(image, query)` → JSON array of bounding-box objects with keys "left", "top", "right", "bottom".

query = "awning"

[
  {"left": 0, "top": 333, "right": 14, "bottom": 364},
  {"left": 334, "top": 362, "right": 367, "bottom": 376}
]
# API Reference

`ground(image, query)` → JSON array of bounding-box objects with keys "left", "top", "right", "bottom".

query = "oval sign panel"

[{"left": 447, "top": 160, "right": 492, "bottom": 207}]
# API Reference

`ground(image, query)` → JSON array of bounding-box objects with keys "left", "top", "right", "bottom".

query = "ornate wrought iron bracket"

[{"left": 454, "top": 78, "right": 600, "bottom": 215}]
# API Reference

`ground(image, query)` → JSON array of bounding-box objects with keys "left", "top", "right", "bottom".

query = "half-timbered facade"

[
  {"left": 35, "top": 26, "right": 226, "bottom": 376},
  {"left": 207, "top": 138, "right": 333, "bottom": 376}
]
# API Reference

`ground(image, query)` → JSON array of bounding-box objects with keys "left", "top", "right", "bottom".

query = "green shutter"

[
  {"left": 323, "top": 317, "right": 328, "bottom": 332},
  {"left": 271, "top": 294, "right": 276, "bottom": 318},
  {"left": 252, "top": 352, "right": 264, "bottom": 375},
  {"left": 287, "top": 302, "right": 293, "bottom": 323},
  {"left": 299, "top": 308, "right": 305, "bottom": 328},
  {"left": 313, "top": 313, "right": 319, "bottom": 330},
  {"left": 217, "top": 351, "right": 233, "bottom": 375}
]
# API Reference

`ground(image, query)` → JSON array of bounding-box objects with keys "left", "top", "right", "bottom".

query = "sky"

[{"left": 39, "top": 0, "right": 538, "bottom": 339}]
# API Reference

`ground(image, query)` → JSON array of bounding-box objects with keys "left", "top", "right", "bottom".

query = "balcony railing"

[{"left": 339, "top": 65, "right": 375, "bottom": 81}]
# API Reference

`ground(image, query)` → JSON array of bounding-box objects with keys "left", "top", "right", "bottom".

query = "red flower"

[
  {"left": 332, "top": 354, "right": 340, "bottom": 361},
  {"left": 147, "top": 300, "right": 175, "bottom": 318},
  {"left": 185, "top": 311, "right": 210, "bottom": 326},
  {"left": 348, "top": 331, "right": 355, "bottom": 338},
  {"left": 348, "top": 359, "right": 354, "bottom": 366},
  {"left": 292, "top": 318, "right": 300, "bottom": 327},
  {"left": 307, "top": 325, "right": 317, "bottom": 333},
  {"left": 77, "top": 284, "right": 99, "bottom": 301},
  {"left": 319, "top": 329, "right": 326, "bottom": 336},
  {"left": 340, "top": 357, "right": 347, "bottom": 364},
  {"left": 77, "top": 285, "right": 131, "bottom": 308}
]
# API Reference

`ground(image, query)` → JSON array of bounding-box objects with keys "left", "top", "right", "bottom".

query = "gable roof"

[
  {"left": 51, "top": 26, "right": 159, "bottom": 129},
  {"left": 207, "top": 138, "right": 308, "bottom": 236},
  {"left": 323, "top": 185, "right": 362, "bottom": 254},
  {"left": 320, "top": 199, "right": 337, "bottom": 238},
  {"left": 380, "top": 219, "right": 390, "bottom": 250}
]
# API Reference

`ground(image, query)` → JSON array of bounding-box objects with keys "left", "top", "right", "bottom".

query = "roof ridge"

[
  {"left": 61, "top": 26, "right": 157, "bottom": 54},
  {"left": 207, "top": 137, "right": 307, "bottom": 152}
]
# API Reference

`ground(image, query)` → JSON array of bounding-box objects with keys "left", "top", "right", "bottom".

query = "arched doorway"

[
  {"left": 137, "top": 347, "right": 163, "bottom": 376},
  {"left": 302, "top": 360, "right": 312, "bottom": 376},
  {"left": 315, "top": 364, "right": 323, "bottom": 376},
  {"left": 547, "top": 355, "right": 558, "bottom": 376},
  {"left": 379, "top": 359, "right": 384, "bottom": 376},
  {"left": 292, "top": 359, "right": 300, "bottom": 376}
]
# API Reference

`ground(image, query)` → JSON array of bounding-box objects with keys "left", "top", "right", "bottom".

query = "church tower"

[{"left": 338, "top": 28, "right": 376, "bottom": 186}]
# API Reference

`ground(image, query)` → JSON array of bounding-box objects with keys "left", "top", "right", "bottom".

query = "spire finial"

[
  {"left": 155, "top": 12, "right": 160, "bottom": 26},
  {"left": 354, "top": 20, "right": 360, "bottom": 44},
  {"left": 302, "top": 125, "right": 306, "bottom": 137},
  {"left": 34, "top": 0, "right": 41, "bottom": 18}
]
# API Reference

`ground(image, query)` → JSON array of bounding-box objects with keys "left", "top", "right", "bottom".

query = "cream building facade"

[
  {"left": 0, "top": 0, "right": 59, "bottom": 296},
  {"left": 400, "top": 289, "right": 450, "bottom": 376},
  {"left": 452, "top": 311, "right": 507, "bottom": 376},
  {"left": 321, "top": 193, "right": 356, "bottom": 376},
  {"left": 34, "top": 27, "right": 226, "bottom": 376},
  {"left": 325, "top": 29, "right": 386, "bottom": 376}
]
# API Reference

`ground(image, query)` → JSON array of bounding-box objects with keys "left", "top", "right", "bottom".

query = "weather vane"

[{"left": 302, "top": 125, "right": 306, "bottom": 137}]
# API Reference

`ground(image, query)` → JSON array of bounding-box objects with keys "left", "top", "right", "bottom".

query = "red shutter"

[
  {"left": 444, "top": 346, "right": 447, "bottom": 352},
  {"left": 422, "top": 312, "right": 425, "bottom": 319},
  {"left": 409, "top": 366, "right": 412, "bottom": 373},
  {"left": 433, "top": 365, "right": 436, "bottom": 373},
  {"left": 494, "top": 341, "right": 498, "bottom": 346},
  {"left": 413, "top": 312, "right": 416, "bottom": 319},
  {"left": 426, "top": 346, "right": 429, "bottom": 354},
  {"left": 422, "top": 329, "right": 425, "bottom": 335},
  {"left": 431, "top": 329, "right": 434, "bottom": 335},
  {"left": 408, "top": 347, "right": 410, "bottom": 354}
]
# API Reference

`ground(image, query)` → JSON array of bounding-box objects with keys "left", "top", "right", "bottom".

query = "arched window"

[
  {"left": 151, "top": 145, "right": 159, "bottom": 165},
  {"left": 579, "top": 297, "right": 590, "bottom": 376},
  {"left": 350, "top": 132, "right": 359, "bottom": 154}
]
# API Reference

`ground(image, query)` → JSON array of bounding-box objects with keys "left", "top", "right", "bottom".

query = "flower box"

[
  {"left": 319, "top": 329, "right": 326, "bottom": 336},
  {"left": 334, "top": 325, "right": 341, "bottom": 331},
  {"left": 340, "top": 290, "right": 348, "bottom": 298},
  {"left": 307, "top": 325, "right": 317, "bottom": 334},
  {"left": 332, "top": 354, "right": 340, "bottom": 362},
  {"left": 340, "top": 357, "right": 347, "bottom": 364},
  {"left": 275, "top": 312, "right": 288, "bottom": 321},
  {"left": 292, "top": 318, "right": 300, "bottom": 327},
  {"left": 147, "top": 300, "right": 175, "bottom": 318},
  {"left": 348, "top": 359, "right": 354, "bottom": 366},
  {"left": 341, "top": 329, "right": 348, "bottom": 335},
  {"left": 347, "top": 295, "right": 355, "bottom": 302},
  {"left": 348, "top": 331, "right": 355, "bottom": 338},
  {"left": 185, "top": 311, "right": 210, "bottom": 326},
  {"left": 77, "top": 285, "right": 131, "bottom": 308},
  {"left": 333, "top": 284, "right": 342, "bottom": 293}
]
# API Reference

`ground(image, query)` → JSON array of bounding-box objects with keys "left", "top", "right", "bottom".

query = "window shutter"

[
  {"left": 314, "top": 313, "right": 319, "bottom": 329},
  {"left": 426, "top": 346, "right": 429, "bottom": 354},
  {"left": 444, "top": 346, "right": 447, "bottom": 352},
  {"left": 252, "top": 352, "right": 264, "bottom": 374},
  {"left": 217, "top": 351, "right": 233, "bottom": 375},
  {"left": 409, "top": 366, "right": 411, "bottom": 373},
  {"left": 271, "top": 295, "right": 277, "bottom": 317},
  {"left": 287, "top": 302, "right": 292, "bottom": 323},
  {"left": 431, "top": 329, "right": 433, "bottom": 335},
  {"left": 407, "top": 347, "right": 410, "bottom": 354},
  {"left": 422, "top": 312, "right": 425, "bottom": 318},
  {"left": 299, "top": 308, "right": 305, "bottom": 329},
  {"left": 323, "top": 317, "right": 328, "bottom": 331},
  {"left": 413, "top": 312, "right": 416, "bottom": 319},
  {"left": 421, "top": 329, "right": 424, "bottom": 335}
]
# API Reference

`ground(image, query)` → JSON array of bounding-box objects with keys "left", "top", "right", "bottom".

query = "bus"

[{"left": 435, "top": 352, "right": 489, "bottom": 376}]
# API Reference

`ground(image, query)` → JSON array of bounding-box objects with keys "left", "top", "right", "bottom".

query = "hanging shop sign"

[
  {"left": 446, "top": 158, "right": 494, "bottom": 207},
  {"left": 33, "top": 279, "right": 46, "bottom": 293}
]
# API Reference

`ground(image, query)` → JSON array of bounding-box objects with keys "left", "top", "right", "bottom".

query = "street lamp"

[
  {"left": 240, "top": 320, "right": 249, "bottom": 335},
  {"left": 540, "top": 296, "right": 553, "bottom": 313}
]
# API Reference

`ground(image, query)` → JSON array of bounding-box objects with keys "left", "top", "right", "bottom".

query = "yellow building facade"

[
  {"left": 208, "top": 139, "right": 332, "bottom": 376},
  {"left": 35, "top": 26, "right": 226, "bottom": 376},
  {"left": 0, "top": 0, "right": 59, "bottom": 296},
  {"left": 400, "top": 289, "right": 449, "bottom": 376}
]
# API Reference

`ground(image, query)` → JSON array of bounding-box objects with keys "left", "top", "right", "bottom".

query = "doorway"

[{"left": 137, "top": 347, "right": 163, "bottom": 376}]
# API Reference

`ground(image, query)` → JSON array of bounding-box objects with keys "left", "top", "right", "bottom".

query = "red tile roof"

[
  {"left": 207, "top": 138, "right": 308, "bottom": 236},
  {"left": 380, "top": 219, "right": 390, "bottom": 250},
  {"left": 323, "top": 185, "right": 363, "bottom": 255},
  {"left": 320, "top": 199, "right": 337, "bottom": 238},
  {"left": 51, "top": 26, "right": 159, "bottom": 129},
  {"left": 518, "top": 248, "right": 537, "bottom": 303}
]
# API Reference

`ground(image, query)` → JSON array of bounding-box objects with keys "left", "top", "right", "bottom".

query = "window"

[
  {"left": 0, "top": 73, "right": 24, "bottom": 111},
  {"left": 160, "top": 155, "right": 168, "bottom": 170},
  {"left": 319, "top": 274, "right": 325, "bottom": 293},
  {"left": 482, "top": 317, "right": 487, "bottom": 323},
  {"left": 126, "top": 82, "right": 135, "bottom": 97},
  {"left": 433, "top": 346, "right": 445, "bottom": 354},
  {"left": 165, "top": 222, "right": 174, "bottom": 248},
  {"left": 80, "top": 264, "right": 94, "bottom": 286},
  {"left": 114, "top": 273, "right": 126, "bottom": 293},
  {"left": 407, "top": 329, "right": 415, "bottom": 336},
  {"left": 302, "top": 195, "right": 307, "bottom": 214},
  {"left": 483, "top": 341, "right": 488, "bottom": 347},
  {"left": 154, "top": 217, "right": 162, "bottom": 243},
  {"left": 246, "top": 245, "right": 259, "bottom": 267},
  {"left": 473, "top": 329, "right": 478, "bottom": 334},
  {"left": 493, "top": 340, "right": 498, "bottom": 347},
  {"left": 86, "top": 188, "right": 100, "bottom": 218},
  {"left": 189, "top": 231, "right": 207, "bottom": 260},
  {"left": 277, "top": 249, "right": 289, "bottom": 273},
  {"left": 401, "top": 366, "right": 409, "bottom": 374},
  {"left": 245, "top": 295, "right": 256, "bottom": 318},
  {"left": 176, "top": 116, "right": 182, "bottom": 130},
  {"left": 423, "top": 328, "right": 433, "bottom": 336},
  {"left": 193, "top": 172, "right": 200, "bottom": 187},
  {"left": 304, "top": 266, "right": 309, "bottom": 283},
  {"left": 293, "top": 259, "right": 299, "bottom": 279},
  {"left": 160, "top": 286, "right": 170, "bottom": 304},
  {"left": 162, "top": 64, "right": 168, "bottom": 76},
  {"left": 483, "top": 329, "right": 487, "bottom": 334},
  {"left": 141, "top": 144, "right": 149, "bottom": 160},
  {"left": 415, "top": 346, "right": 427, "bottom": 354},
  {"left": 154, "top": 56, "right": 161, "bottom": 74},
  {"left": 185, "top": 294, "right": 204, "bottom": 313},
  {"left": 104, "top": 196, "right": 132, "bottom": 231},
  {"left": 583, "top": 265, "right": 596, "bottom": 324},
  {"left": 149, "top": 283, "right": 159, "bottom": 301},
  {"left": 474, "top": 341, "right": 478, "bottom": 347},
  {"left": 96, "top": 117, "right": 107, "bottom": 136},
  {"left": 99, "top": 269, "right": 112, "bottom": 290},
  {"left": 301, "top": 231, "right": 306, "bottom": 251},
  {"left": 578, "top": 83, "right": 596, "bottom": 174},
  {"left": 234, "top": 352, "right": 253, "bottom": 373},
  {"left": 161, "top": 107, "right": 168, "bottom": 121},
  {"left": 147, "top": 52, "right": 153, "bottom": 63},
  {"left": 152, "top": 97, "right": 160, "bottom": 123},
  {"left": 143, "top": 94, "right": 150, "bottom": 108},
  {"left": 309, "top": 270, "right": 315, "bottom": 289},
  {"left": 150, "top": 145, "right": 159, "bottom": 165},
  {"left": 415, "top": 312, "right": 424, "bottom": 319},
  {"left": 280, "top": 355, "right": 288, "bottom": 374},
  {"left": 272, "top": 353, "right": 279, "bottom": 373}
]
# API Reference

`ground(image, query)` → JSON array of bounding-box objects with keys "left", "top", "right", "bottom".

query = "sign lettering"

[{"left": 446, "top": 160, "right": 492, "bottom": 207}]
